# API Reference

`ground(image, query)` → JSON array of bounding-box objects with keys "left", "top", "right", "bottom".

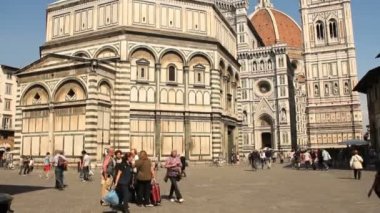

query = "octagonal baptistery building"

[
  {"left": 237, "top": 1, "right": 308, "bottom": 154},
  {"left": 15, "top": 0, "right": 242, "bottom": 163}
]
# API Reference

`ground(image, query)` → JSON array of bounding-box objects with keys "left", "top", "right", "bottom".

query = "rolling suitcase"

[{"left": 150, "top": 182, "right": 161, "bottom": 205}]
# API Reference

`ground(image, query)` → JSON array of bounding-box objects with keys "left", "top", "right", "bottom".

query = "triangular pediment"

[
  {"left": 18, "top": 53, "right": 91, "bottom": 74},
  {"left": 193, "top": 64, "right": 206, "bottom": 70},
  {"left": 255, "top": 97, "right": 274, "bottom": 114}
]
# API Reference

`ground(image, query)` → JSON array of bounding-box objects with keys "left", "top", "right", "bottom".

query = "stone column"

[
  {"left": 183, "top": 66, "right": 190, "bottom": 159},
  {"left": 113, "top": 61, "right": 131, "bottom": 152},
  {"left": 48, "top": 104, "right": 54, "bottom": 155},
  {"left": 154, "top": 63, "right": 161, "bottom": 160},
  {"left": 13, "top": 83, "right": 23, "bottom": 164},
  {"left": 210, "top": 68, "right": 222, "bottom": 159},
  {"left": 84, "top": 71, "right": 99, "bottom": 159}
]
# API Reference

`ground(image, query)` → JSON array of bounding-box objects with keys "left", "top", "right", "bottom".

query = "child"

[{"left": 41, "top": 152, "right": 51, "bottom": 179}]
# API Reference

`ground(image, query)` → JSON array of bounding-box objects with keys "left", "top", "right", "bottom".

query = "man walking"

[
  {"left": 322, "top": 149, "right": 332, "bottom": 170},
  {"left": 81, "top": 150, "right": 91, "bottom": 182},
  {"left": 54, "top": 151, "right": 67, "bottom": 190}
]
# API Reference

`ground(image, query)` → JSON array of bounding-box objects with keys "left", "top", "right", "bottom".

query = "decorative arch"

[
  {"left": 131, "top": 87, "right": 138, "bottom": 102},
  {"left": 203, "top": 92, "right": 210, "bottom": 105},
  {"left": 98, "top": 79, "right": 113, "bottom": 92},
  {"left": 188, "top": 91, "right": 196, "bottom": 105},
  {"left": 176, "top": 90, "right": 184, "bottom": 104},
  {"left": 129, "top": 46, "right": 157, "bottom": 63},
  {"left": 168, "top": 89, "right": 176, "bottom": 104},
  {"left": 21, "top": 83, "right": 51, "bottom": 106},
  {"left": 196, "top": 91, "right": 203, "bottom": 105},
  {"left": 258, "top": 113, "right": 274, "bottom": 127},
  {"left": 53, "top": 78, "right": 87, "bottom": 102},
  {"left": 159, "top": 49, "right": 186, "bottom": 65},
  {"left": 73, "top": 51, "right": 91, "bottom": 58},
  {"left": 160, "top": 89, "right": 168, "bottom": 103},
  {"left": 187, "top": 52, "right": 213, "bottom": 68},
  {"left": 94, "top": 46, "right": 119, "bottom": 59},
  {"left": 147, "top": 88, "right": 155, "bottom": 103},
  {"left": 138, "top": 88, "right": 147, "bottom": 102}
]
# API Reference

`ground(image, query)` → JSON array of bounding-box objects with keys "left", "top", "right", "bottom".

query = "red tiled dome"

[{"left": 250, "top": 8, "right": 303, "bottom": 49}]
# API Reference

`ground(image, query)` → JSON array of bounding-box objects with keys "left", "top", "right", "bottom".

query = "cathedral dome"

[{"left": 249, "top": 6, "right": 303, "bottom": 49}]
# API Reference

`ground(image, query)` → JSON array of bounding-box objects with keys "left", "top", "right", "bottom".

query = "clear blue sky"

[{"left": 0, "top": 0, "right": 378, "bottom": 125}]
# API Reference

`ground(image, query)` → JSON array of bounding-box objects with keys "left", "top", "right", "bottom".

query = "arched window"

[
  {"left": 243, "top": 111, "right": 248, "bottom": 124},
  {"left": 316, "top": 21, "right": 325, "bottom": 40},
  {"left": 260, "top": 61, "right": 264, "bottom": 71},
  {"left": 252, "top": 61, "right": 257, "bottom": 71},
  {"left": 329, "top": 19, "right": 338, "bottom": 39},
  {"left": 314, "top": 84, "right": 319, "bottom": 96},
  {"left": 268, "top": 59, "right": 273, "bottom": 70},
  {"left": 168, "top": 65, "right": 176, "bottom": 82}
]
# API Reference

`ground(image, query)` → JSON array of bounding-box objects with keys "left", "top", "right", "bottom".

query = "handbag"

[{"left": 103, "top": 190, "right": 119, "bottom": 206}]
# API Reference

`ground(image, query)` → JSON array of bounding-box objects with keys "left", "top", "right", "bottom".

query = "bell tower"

[{"left": 300, "top": 0, "right": 362, "bottom": 148}]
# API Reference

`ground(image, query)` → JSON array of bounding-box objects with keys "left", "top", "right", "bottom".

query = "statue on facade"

[{"left": 281, "top": 109, "right": 286, "bottom": 122}]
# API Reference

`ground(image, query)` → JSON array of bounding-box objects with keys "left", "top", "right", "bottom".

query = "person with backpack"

[
  {"left": 53, "top": 151, "right": 67, "bottom": 190},
  {"left": 101, "top": 148, "right": 115, "bottom": 205},
  {"left": 113, "top": 152, "right": 134, "bottom": 213}
]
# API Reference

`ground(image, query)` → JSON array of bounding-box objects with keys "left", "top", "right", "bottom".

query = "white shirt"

[
  {"left": 53, "top": 154, "right": 67, "bottom": 166},
  {"left": 83, "top": 154, "right": 91, "bottom": 167},
  {"left": 260, "top": 152, "right": 266, "bottom": 159}
]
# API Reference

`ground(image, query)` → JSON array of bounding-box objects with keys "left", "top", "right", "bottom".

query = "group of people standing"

[
  {"left": 18, "top": 155, "right": 34, "bottom": 175},
  {"left": 290, "top": 149, "right": 332, "bottom": 170},
  {"left": 248, "top": 149, "right": 281, "bottom": 170},
  {"left": 101, "top": 148, "right": 185, "bottom": 213}
]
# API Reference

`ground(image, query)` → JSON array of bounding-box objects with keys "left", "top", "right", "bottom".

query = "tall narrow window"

[
  {"left": 260, "top": 61, "right": 264, "bottom": 70},
  {"left": 4, "top": 99, "right": 11, "bottom": 111},
  {"left": 329, "top": 19, "right": 338, "bottom": 39},
  {"left": 5, "top": 84, "right": 12, "bottom": 95},
  {"left": 168, "top": 66, "right": 176, "bottom": 82},
  {"left": 316, "top": 21, "right": 325, "bottom": 40},
  {"left": 268, "top": 59, "right": 273, "bottom": 70},
  {"left": 314, "top": 84, "right": 320, "bottom": 97},
  {"left": 141, "top": 68, "right": 145, "bottom": 78},
  {"left": 136, "top": 59, "right": 149, "bottom": 81},
  {"left": 252, "top": 61, "right": 257, "bottom": 71},
  {"left": 194, "top": 64, "right": 205, "bottom": 85}
]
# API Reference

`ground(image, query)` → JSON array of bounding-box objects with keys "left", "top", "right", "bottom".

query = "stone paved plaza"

[{"left": 1, "top": 162, "right": 379, "bottom": 213}]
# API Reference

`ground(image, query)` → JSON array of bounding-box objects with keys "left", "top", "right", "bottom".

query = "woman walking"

[
  {"left": 113, "top": 152, "right": 134, "bottom": 213},
  {"left": 165, "top": 150, "right": 184, "bottom": 203},
  {"left": 350, "top": 150, "right": 364, "bottom": 180},
  {"left": 135, "top": 150, "right": 155, "bottom": 207}
]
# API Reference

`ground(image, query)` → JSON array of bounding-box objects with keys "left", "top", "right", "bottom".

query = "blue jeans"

[{"left": 55, "top": 167, "right": 64, "bottom": 188}]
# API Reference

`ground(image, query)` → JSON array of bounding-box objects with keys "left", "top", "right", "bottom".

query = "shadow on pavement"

[
  {"left": 0, "top": 185, "right": 52, "bottom": 195},
  {"left": 337, "top": 177, "right": 355, "bottom": 180}
]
